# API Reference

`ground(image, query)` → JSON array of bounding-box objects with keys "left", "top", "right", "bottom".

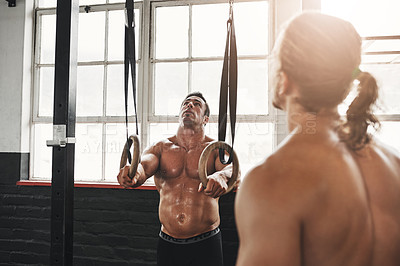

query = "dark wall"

[{"left": 0, "top": 153, "right": 239, "bottom": 265}]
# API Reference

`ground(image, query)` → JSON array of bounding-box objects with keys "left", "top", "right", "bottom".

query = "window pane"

[
  {"left": 234, "top": 1, "right": 269, "bottom": 56},
  {"left": 235, "top": 122, "right": 274, "bottom": 177},
  {"left": 149, "top": 122, "right": 179, "bottom": 145},
  {"left": 32, "top": 124, "right": 52, "bottom": 180},
  {"left": 237, "top": 60, "right": 268, "bottom": 115},
  {"left": 192, "top": 61, "right": 223, "bottom": 116},
  {"left": 322, "top": 0, "right": 400, "bottom": 36},
  {"left": 77, "top": 65, "right": 104, "bottom": 116},
  {"left": 362, "top": 63, "right": 400, "bottom": 114},
  {"left": 78, "top": 11, "right": 105, "bottom": 62},
  {"left": 75, "top": 123, "right": 103, "bottom": 181},
  {"left": 106, "top": 64, "right": 138, "bottom": 116},
  {"left": 108, "top": 9, "right": 140, "bottom": 61},
  {"left": 364, "top": 39, "right": 400, "bottom": 54},
  {"left": 79, "top": 0, "right": 106, "bottom": 5},
  {"left": 192, "top": 4, "right": 227, "bottom": 58},
  {"left": 37, "top": 0, "right": 56, "bottom": 8},
  {"left": 104, "top": 123, "right": 139, "bottom": 182},
  {"left": 155, "top": 6, "right": 189, "bottom": 59},
  {"left": 38, "top": 67, "right": 54, "bottom": 117},
  {"left": 154, "top": 62, "right": 188, "bottom": 115},
  {"left": 361, "top": 54, "right": 398, "bottom": 64},
  {"left": 39, "top": 14, "right": 56, "bottom": 64},
  {"left": 192, "top": 1, "right": 268, "bottom": 57},
  {"left": 374, "top": 122, "right": 400, "bottom": 154}
]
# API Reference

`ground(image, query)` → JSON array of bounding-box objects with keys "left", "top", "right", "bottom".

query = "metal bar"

[
  {"left": 364, "top": 51, "right": 400, "bottom": 55},
  {"left": 151, "top": 55, "right": 268, "bottom": 63},
  {"left": 362, "top": 61, "right": 400, "bottom": 65},
  {"left": 375, "top": 114, "right": 400, "bottom": 121},
  {"left": 50, "top": 0, "right": 78, "bottom": 264},
  {"left": 36, "top": 60, "right": 142, "bottom": 67},
  {"left": 188, "top": 3, "right": 193, "bottom": 94},
  {"left": 151, "top": 0, "right": 267, "bottom": 8},
  {"left": 362, "top": 35, "right": 400, "bottom": 40},
  {"left": 140, "top": 0, "right": 152, "bottom": 152},
  {"left": 102, "top": 9, "right": 109, "bottom": 182}
]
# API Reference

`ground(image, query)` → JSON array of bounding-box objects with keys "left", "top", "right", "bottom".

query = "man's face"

[
  {"left": 179, "top": 96, "right": 208, "bottom": 127},
  {"left": 271, "top": 33, "right": 285, "bottom": 111},
  {"left": 272, "top": 70, "right": 284, "bottom": 111}
]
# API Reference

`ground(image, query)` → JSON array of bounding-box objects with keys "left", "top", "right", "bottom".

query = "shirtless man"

[
  {"left": 118, "top": 92, "right": 236, "bottom": 266},
  {"left": 235, "top": 12, "right": 400, "bottom": 266}
]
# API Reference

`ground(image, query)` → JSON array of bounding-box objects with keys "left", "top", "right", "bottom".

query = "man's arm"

[
  {"left": 117, "top": 142, "right": 161, "bottom": 188},
  {"left": 235, "top": 160, "right": 302, "bottom": 266}
]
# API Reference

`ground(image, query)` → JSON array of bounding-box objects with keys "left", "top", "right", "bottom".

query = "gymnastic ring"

[
  {"left": 120, "top": 135, "right": 141, "bottom": 179},
  {"left": 198, "top": 141, "right": 239, "bottom": 194}
]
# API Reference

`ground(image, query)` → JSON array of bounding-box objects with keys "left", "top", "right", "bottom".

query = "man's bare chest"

[{"left": 158, "top": 147, "right": 211, "bottom": 180}]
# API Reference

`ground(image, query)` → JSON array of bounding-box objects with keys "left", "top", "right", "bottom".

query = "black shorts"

[{"left": 157, "top": 228, "right": 223, "bottom": 266}]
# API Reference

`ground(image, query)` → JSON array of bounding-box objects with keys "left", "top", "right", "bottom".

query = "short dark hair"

[{"left": 183, "top": 91, "right": 210, "bottom": 117}]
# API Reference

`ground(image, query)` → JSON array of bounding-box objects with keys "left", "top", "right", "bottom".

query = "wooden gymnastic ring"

[
  {"left": 120, "top": 135, "right": 141, "bottom": 179},
  {"left": 198, "top": 141, "right": 239, "bottom": 194}
]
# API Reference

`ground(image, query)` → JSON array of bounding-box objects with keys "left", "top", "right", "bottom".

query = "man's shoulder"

[
  {"left": 240, "top": 136, "right": 344, "bottom": 198},
  {"left": 204, "top": 135, "right": 215, "bottom": 143},
  {"left": 151, "top": 136, "right": 175, "bottom": 146},
  {"left": 371, "top": 137, "right": 400, "bottom": 162},
  {"left": 144, "top": 137, "right": 175, "bottom": 154},
  {"left": 238, "top": 154, "right": 314, "bottom": 217},
  {"left": 240, "top": 152, "right": 303, "bottom": 193}
]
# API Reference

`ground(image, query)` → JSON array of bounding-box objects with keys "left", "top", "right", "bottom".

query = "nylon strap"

[
  {"left": 218, "top": 3, "right": 237, "bottom": 165},
  {"left": 124, "top": 0, "right": 138, "bottom": 164}
]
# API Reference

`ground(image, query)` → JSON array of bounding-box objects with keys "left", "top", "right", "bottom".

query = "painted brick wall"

[{"left": 0, "top": 154, "right": 239, "bottom": 265}]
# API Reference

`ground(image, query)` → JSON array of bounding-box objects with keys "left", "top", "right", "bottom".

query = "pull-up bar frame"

[{"left": 48, "top": 0, "right": 79, "bottom": 264}]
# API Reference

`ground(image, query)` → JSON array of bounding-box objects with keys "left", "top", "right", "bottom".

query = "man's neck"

[
  {"left": 286, "top": 101, "right": 340, "bottom": 134},
  {"left": 175, "top": 125, "right": 206, "bottom": 151}
]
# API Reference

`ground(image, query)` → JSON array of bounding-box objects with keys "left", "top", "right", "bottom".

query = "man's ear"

[
  {"left": 203, "top": 115, "right": 209, "bottom": 127},
  {"left": 278, "top": 71, "right": 291, "bottom": 96}
]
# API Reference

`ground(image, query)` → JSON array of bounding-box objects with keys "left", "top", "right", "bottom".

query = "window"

[
  {"left": 322, "top": 0, "right": 400, "bottom": 152},
  {"left": 32, "top": 0, "right": 273, "bottom": 182},
  {"left": 33, "top": 1, "right": 141, "bottom": 182}
]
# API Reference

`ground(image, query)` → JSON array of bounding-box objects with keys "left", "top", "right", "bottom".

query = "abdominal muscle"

[{"left": 155, "top": 176, "right": 220, "bottom": 239}]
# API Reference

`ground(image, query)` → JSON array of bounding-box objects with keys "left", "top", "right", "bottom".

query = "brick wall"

[{"left": 0, "top": 154, "right": 239, "bottom": 265}]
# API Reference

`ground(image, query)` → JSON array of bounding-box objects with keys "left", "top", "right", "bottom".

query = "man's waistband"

[{"left": 159, "top": 227, "right": 220, "bottom": 244}]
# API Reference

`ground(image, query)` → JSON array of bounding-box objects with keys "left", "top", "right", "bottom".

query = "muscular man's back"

[
  {"left": 282, "top": 132, "right": 374, "bottom": 266},
  {"left": 352, "top": 141, "right": 400, "bottom": 265},
  {"left": 236, "top": 128, "right": 400, "bottom": 266},
  {"left": 301, "top": 137, "right": 400, "bottom": 266}
]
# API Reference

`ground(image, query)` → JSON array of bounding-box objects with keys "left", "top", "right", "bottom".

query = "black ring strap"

[
  {"left": 124, "top": 0, "right": 138, "bottom": 164},
  {"left": 218, "top": 3, "right": 237, "bottom": 165}
]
